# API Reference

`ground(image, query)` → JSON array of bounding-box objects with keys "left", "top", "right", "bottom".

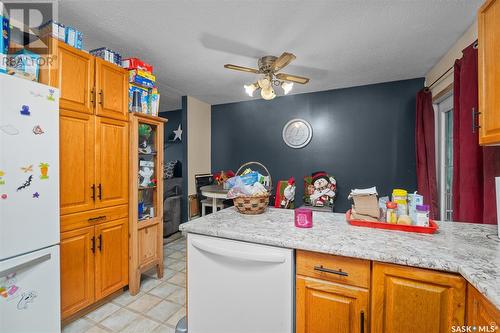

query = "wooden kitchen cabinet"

[
  {"left": 296, "top": 276, "right": 369, "bottom": 333},
  {"left": 371, "top": 262, "right": 466, "bottom": 333},
  {"left": 296, "top": 250, "right": 370, "bottom": 333},
  {"left": 59, "top": 110, "right": 95, "bottom": 215},
  {"left": 53, "top": 42, "right": 94, "bottom": 114},
  {"left": 41, "top": 39, "right": 130, "bottom": 319},
  {"left": 60, "top": 226, "right": 95, "bottom": 319},
  {"left": 467, "top": 284, "right": 500, "bottom": 328},
  {"left": 478, "top": 0, "right": 500, "bottom": 145},
  {"left": 95, "top": 117, "right": 129, "bottom": 209},
  {"left": 95, "top": 59, "right": 129, "bottom": 121},
  {"left": 94, "top": 218, "right": 128, "bottom": 300}
]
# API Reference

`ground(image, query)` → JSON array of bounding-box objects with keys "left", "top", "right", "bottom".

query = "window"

[{"left": 435, "top": 94, "right": 453, "bottom": 221}]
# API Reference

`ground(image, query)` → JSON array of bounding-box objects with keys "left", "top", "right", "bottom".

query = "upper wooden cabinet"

[
  {"left": 371, "top": 262, "right": 466, "bottom": 333},
  {"left": 56, "top": 43, "right": 95, "bottom": 114},
  {"left": 60, "top": 110, "right": 95, "bottom": 215},
  {"left": 95, "top": 117, "right": 129, "bottom": 209},
  {"left": 478, "top": 0, "right": 500, "bottom": 145},
  {"left": 40, "top": 38, "right": 128, "bottom": 121},
  {"left": 95, "top": 59, "right": 129, "bottom": 121},
  {"left": 467, "top": 283, "right": 500, "bottom": 329}
]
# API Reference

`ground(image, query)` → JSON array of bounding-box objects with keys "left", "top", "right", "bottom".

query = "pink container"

[{"left": 295, "top": 208, "right": 313, "bottom": 228}]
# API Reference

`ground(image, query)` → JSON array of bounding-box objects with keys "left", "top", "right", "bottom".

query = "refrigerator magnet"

[
  {"left": 32, "top": 125, "right": 44, "bottom": 135},
  {"left": 47, "top": 89, "right": 56, "bottom": 101},
  {"left": 20, "top": 165, "right": 33, "bottom": 173},
  {"left": 39, "top": 163, "right": 49, "bottom": 180},
  {"left": 16, "top": 175, "right": 33, "bottom": 191},
  {"left": 0, "top": 124, "right": 20, "bottom": 135},
  {"left": 0, "top": 170, "right": 5, "bottom": 185},
  {"left": 20, "top": 105, "right": 30, "bottom": 116},
  {"left": 32, "top": 192, "right": 39, "bottom": 199},
  {"left": 17, "top": 291, "right": 37, "bottom": 310},
  {"left": 1, "top": 194, "right": 7, "bottom": 199}
]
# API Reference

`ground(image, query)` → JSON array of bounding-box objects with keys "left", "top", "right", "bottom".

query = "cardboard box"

[{"left": 121, "top": 57, "right": 153, "bottom": 73}]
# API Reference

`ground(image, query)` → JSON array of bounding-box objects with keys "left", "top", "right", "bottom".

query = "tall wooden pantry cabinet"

[{"left": 39, "top": 38, "right": 129, "bottom": 320}]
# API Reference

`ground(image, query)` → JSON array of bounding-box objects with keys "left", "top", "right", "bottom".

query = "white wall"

[
  {"left": 187, "top": 96, "right": 211, "bottom": 195},
  {"left": 425, "top": 21, "right": 477, "bottom": 96}
]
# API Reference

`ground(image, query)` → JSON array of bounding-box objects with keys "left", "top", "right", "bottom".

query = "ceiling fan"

[{"left": 224, "top": 52, "right": 310, "bottom": 100}]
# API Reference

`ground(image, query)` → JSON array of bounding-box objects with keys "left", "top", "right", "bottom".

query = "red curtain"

[
  {"left": 416, "top": 89, "right": 439, "bottom": 219},
  {"left": 452, "top": 43, "right": 500, "bottom": 224}
]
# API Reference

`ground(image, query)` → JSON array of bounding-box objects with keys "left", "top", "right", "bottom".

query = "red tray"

[{"left": 346, "top": 210, "right": 438, "bottom": 234}]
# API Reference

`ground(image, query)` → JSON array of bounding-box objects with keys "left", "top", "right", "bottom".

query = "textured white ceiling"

[{"left": 59, "top": 0, "right": 481, "bottom": 110}]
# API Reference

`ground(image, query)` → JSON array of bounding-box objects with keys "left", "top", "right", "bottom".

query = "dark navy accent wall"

[
  {"left": 211, "top": 78, "right": 424, "bottom": 212},
  {"left": 159, "top": 109, "right": 183, "bottom": 164},
  {"left": 181, "top": 96, "right": 188, "bottom": 222}
]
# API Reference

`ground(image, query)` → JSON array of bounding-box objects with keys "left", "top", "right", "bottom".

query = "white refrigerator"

[{"left": 0, "top": 74, "right": 60, "bottom": 333}]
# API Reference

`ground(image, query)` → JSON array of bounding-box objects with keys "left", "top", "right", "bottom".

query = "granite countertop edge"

[{"left": 179, "top": 208, "right": 500, "bottom": 309}]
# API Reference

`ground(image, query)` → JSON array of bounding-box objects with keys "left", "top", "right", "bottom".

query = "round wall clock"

[{"left": 282, "top": 118, "right": 313, "bottom": 149}]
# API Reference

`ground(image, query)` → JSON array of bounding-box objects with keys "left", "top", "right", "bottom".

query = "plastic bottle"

[
  {"left": 386, "top": 201, "right": 398, "bottom": 224},
  {"left": 416, "top": 205, "right": 430, "bottom": 227}
]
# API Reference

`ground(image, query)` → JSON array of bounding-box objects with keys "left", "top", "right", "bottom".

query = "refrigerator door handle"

[
  {"left": 191, "top": 240, "right": 285, "bottom": 263},
  {"left": 0, "top": 253, "right": 51, "bottom": 278}
]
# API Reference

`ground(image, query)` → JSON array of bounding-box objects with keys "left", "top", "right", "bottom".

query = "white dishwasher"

[{"left": 187, "top": 233, "right": 294, "bottom": 333}]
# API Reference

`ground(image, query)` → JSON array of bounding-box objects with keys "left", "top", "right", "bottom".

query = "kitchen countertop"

[{"left": 180, "top": 207, "right": 500, "bottom": 309}]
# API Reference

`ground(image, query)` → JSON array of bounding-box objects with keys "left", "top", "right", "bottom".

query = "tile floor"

[{"left": 63, "top": 235, "right": 186, "bottom": 333}]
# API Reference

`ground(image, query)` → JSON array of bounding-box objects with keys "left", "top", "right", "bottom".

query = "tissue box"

[{"left": 7, "top": 50, "right": 40, "bottom": 81}]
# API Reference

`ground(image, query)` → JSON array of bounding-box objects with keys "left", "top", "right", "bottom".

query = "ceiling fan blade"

[
  {"left": 276, "top": 73, "right": 310, "bottom": 84},
  {"left": 224, "top": 64, "right": 260, "bottom": 74},
  {"left": 273, "top": 52, "right": 296, "bottom": 71}
]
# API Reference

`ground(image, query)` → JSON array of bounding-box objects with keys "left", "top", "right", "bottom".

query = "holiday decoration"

[
  {"left": 32, "top": 125, "right": 44, "bottom": 135},
  {"left": 303, "top": 171, "right": 337, "bottom": 208},
  {"left": 16, "top": 175, "right": 33, "bottom": 191},
  {"left": 20, "top": 105, "right": 30, "bottom": 116},
  {"left": 138, "top": 166, "right": 154, "bottom": 187},
  {"left": 274, "top": 177, "right": 296, "bottom": 209},
  {"left": 173, "top": 124, "right": 182, "bottom": 141}
]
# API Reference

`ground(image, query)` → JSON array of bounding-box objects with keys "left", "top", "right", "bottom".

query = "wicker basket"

[{"left": 232, "top": 161, "right": 272, "bottom": 215}]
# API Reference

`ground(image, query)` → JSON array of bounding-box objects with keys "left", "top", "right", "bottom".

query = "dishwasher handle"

[{"left": 191, "top": 239, "right": 286, "bottom": 264}]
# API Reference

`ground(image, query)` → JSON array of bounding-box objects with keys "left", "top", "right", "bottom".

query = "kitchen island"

[{"left": 180, "top": 207, "right": 500, "bottom": 332}]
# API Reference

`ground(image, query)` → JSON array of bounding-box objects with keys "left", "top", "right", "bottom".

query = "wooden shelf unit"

[{"left": 129, "top": 112, "right": 167, "bottom": 295}]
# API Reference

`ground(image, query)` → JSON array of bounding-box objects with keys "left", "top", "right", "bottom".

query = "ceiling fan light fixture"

[
  {"left": 257, "top": 78, "right": 271, "bottom": 89},
  {"left": 244, "top": 83, "right": 258, "bottom": 97},
  {"left": 281, "top": 81, "right": 293, "bottom": 95},
  {"left": 261, "top": 86, "right": 276, "bottom": 100}
]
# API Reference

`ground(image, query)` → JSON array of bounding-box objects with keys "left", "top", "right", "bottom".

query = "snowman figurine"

[{"left": 139, "top": 167, "right": 154, "bottom": 187}]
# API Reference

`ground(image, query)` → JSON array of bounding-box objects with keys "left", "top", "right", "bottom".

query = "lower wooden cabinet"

[
  {"left": 60, "top": 226, "right": 95, "bottom": 319},
  {"left": 60, "top": 218, "right": 128, "bottom": 319},
  {"left": 95, "top": 218, "right": 128, "bottom": 300},
  {"left": 296, "top": 276, "right": 369, "bottom": 333},
  {"left": 371, "top": 262, "right": 466, "bottom": 333},
  {"left": 467, "top": 283, "right": 500, "bottom": 329}
]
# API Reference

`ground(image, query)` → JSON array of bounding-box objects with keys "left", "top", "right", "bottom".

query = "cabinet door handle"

[
  {"left": 472, "top": 107, "right": 481, "bottom": 133},
  {"left": 91, "top": 184, "right": 96, "bottom": 201},
  {"left": 90, "top": 88, "right": 95, "bottom": 108},
  {"left": 88, "top": 215, "right": 106, "bottom": 222},
  {"left": 314, "top": 265, "right": 349, "bottom": 276},
  {"left": 360, "top": 311, "right": 365, "bottom": 333},
  {"left": 98, "top": 234, "right": 102, "bottom": 252},
  {"left": 98, "top": 184, "right": 102, "bottom": 200},
  {"left": 91, "top": 236, "right": 95, "bottom": 253},
  {"left": 98, "top": 89, "right": 104, "bottom": 105}
]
